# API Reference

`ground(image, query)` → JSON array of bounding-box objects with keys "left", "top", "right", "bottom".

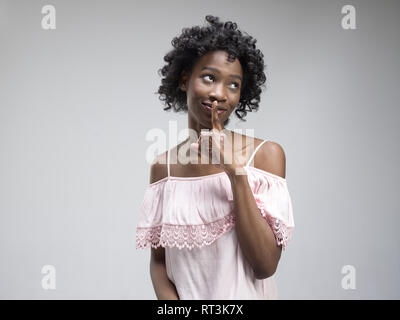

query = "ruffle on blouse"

[
  {"left": 246, "top": 167, "right": 295, "bottom": 250},
  {"left": 136, "top": 166, "right": 294, "bottom": 250}
]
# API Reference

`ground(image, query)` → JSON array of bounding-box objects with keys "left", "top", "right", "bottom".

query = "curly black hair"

[{"left": 156, "top": 15, "right": 267, "bottom": 126}]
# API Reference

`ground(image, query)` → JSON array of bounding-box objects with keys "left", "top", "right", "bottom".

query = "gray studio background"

[{"left": 0, "top": 0, "right": 399, "bottom": 299}]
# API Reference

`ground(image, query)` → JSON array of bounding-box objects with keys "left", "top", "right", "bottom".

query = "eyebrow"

[{"left": 201, "top": 66, "right": 242, "bottom": 81}]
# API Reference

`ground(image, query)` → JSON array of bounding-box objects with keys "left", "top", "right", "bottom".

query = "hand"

[{"left": 189, "top": 101, "right": 245, "bottom": 176}]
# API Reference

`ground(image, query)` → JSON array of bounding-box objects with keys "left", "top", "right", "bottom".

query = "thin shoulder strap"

[
  {"left": 167, "top": 149, "right": 170, "bottom": 177},
  {"left": 246, "top": 140, "right": 268, "bottom": 167}
]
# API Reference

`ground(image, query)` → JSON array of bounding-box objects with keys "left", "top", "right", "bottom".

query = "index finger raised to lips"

[{"left": 211, "top": 100, "right": 223, "bottom": 132}]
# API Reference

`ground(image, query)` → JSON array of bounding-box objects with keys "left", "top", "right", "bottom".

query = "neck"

[{"left": 188, "top": 116, "right": 211, "bottom": 140}]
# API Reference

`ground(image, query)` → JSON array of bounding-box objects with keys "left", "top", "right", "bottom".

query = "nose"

[{"left": 209, "top": 82, "right": 227, "bottom": 103}]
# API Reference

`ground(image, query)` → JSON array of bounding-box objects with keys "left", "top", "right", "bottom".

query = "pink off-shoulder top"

[{"left": 136, "top": 139, "right": 295, "bottom": 299}]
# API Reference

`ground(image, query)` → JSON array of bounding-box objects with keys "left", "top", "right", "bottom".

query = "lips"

[{"left": 201, "top": 102, "right": 227, "bottom": 115}]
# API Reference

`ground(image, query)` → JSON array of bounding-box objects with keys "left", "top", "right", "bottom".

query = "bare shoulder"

[
  {"left": 149, "top": 151, "right": 169, "bottom": 184},
  {"left": 149, "top": 139, "right": 190, "bottom": 184},
  {"left": 253, "top": 138, "right": 286, "bottom": 179}
]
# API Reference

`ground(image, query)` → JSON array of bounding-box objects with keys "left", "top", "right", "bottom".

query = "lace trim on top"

[
  {"left": 253, "top": 194, "right": 293, "bottom": 250},
  {"left": 136, "top": 214, "right": 236, "bottom": 250},
  {"left": 136, "top": 197, "right": 292, "bottom": 251}
]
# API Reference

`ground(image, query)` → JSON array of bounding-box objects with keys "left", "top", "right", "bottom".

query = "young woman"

[{"left": 136, "top": 15, "right": 294, "bottom": 300}]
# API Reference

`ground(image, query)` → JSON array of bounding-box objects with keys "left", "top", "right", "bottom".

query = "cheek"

[
  {"left": 190, "top": 80, "right": 209, "bottom": 97},
  {"left": 232, "top": 93, "right": 240, "bottom": 102},
  {"left": 187, "top": 81, "right": 207, "bottom": 110},
  {"left": 228, "top": 93, "right": 241, "bottom": 108}
]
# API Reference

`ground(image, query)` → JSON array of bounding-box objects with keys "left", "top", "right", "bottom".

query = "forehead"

[{"left": 192, "top": 50, "right": 242, "bottom": 76}]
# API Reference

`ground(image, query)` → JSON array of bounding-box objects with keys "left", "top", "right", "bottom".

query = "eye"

[
  {"left": 203, "top": 74, "right": 214, "bottom": 82},
  {"left": 202, "top": 74, "right": 240, "bottom": 89},
  {"left": 230, "top": 82, "right": 240, "bottom": 89}
]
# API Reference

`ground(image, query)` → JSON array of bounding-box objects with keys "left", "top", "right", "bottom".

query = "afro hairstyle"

[{"left": 157, "top": 15, "right": 267, "bottom": 126}]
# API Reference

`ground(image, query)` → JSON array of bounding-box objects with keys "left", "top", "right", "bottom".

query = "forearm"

[
  {"left": 150, "top": 261, "right": 180, "bottom": 300},
  {"left": 228, "top": 172, "right": 280, "bottom": 278}
]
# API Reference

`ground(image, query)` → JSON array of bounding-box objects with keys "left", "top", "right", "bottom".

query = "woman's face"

[{"left": 180, "top": 50, "right": 243, "bottom": 129}]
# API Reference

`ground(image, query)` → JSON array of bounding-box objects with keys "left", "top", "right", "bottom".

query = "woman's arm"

[
  {"left": 150, "top": 247, "right": 179, "bottom": 300},
  {"left": 148, "top": 154, "right": 179, "bottom": 299},
  {"left": 227, "top": 141, "right": 286, "bottom": 279}
]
